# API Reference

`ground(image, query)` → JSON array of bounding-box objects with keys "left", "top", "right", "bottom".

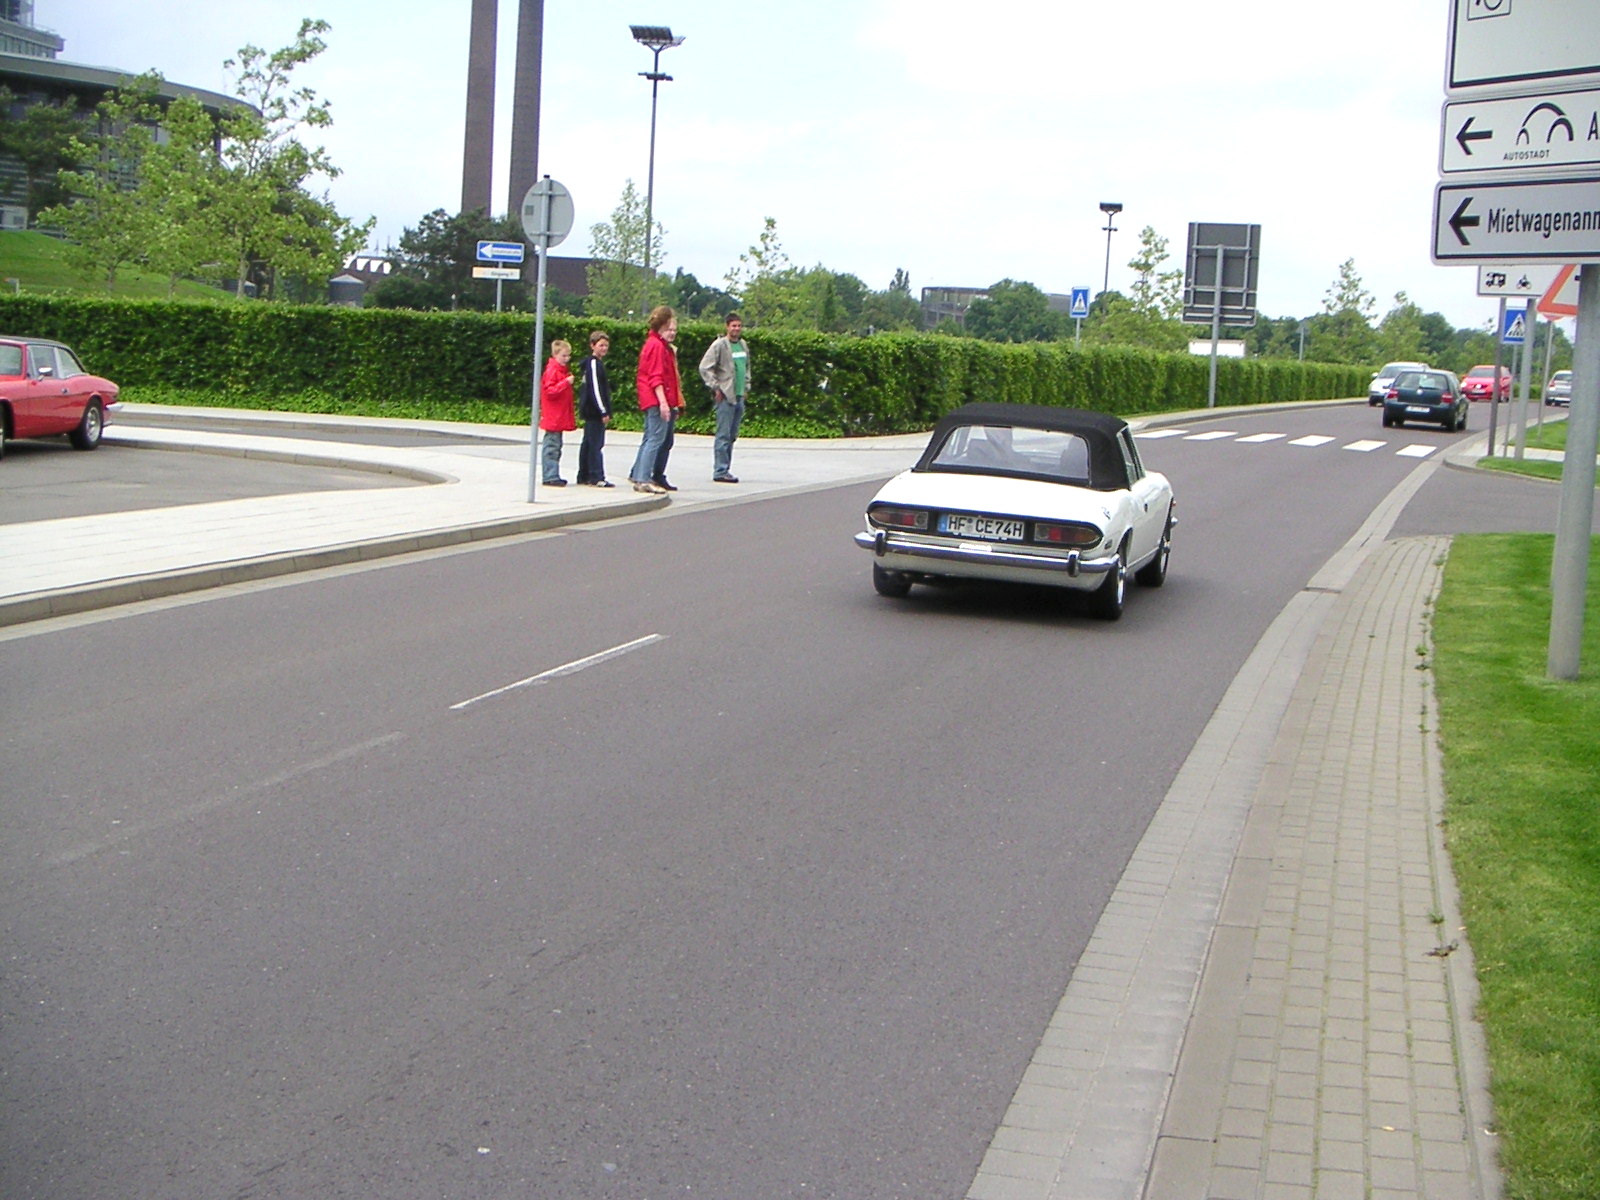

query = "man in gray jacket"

[{"left": 698, "top": 313, "right": 750, "bottom": 483}]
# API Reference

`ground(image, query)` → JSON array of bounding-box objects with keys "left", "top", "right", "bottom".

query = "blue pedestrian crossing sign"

[
  {"left": 1070, "top": 287, "right": 1091, "bottom": 320},
  {"left": 1501, "top": 308, "right": 1527, "bottom": 345}
]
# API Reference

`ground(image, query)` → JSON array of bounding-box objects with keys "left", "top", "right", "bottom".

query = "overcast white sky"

[{"left": 52, "top": 0, "right": 1506, "bottom": 330}]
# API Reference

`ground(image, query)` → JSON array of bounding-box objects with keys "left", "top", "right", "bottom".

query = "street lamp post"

[
  {"left": 1099, "top": 202, "right": 1123, "bottom": 299},
  {"left": 630, "top": 24, "right": 683, "bottom": 315}
]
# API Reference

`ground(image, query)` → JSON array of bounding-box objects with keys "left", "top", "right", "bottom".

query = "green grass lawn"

[
  {"left": 1433, "top": 534, "right": 1600, "bottom": 1199},
  {"left": 0, "top": 229, "right": 233, "bottom": 301}
]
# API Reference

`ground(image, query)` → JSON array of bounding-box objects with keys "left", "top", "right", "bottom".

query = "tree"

[
  {"left": 212, "top": 19, "right": 371, "bottom": 298},
  {"left": 1126, "top": 226, "right": 1183, "bottom": 321},
  {"left": 0, "top": 88, "right": 84, "bottom": 219},
  {"left": 586, "top": 179, "right": 666, "bottom": 318},
  {"left": 37, "top": 75, "right": 167, "bottom": 288},
  {"left": 965, "top": 278, "right": 1060, "bottom": 342},
  {"left": 724, "top": 217, "right": 810, "bottom": 329},
  {"left": 1305, "top": 258, "right": 1378, "bottom": 364},
  {"left": 859, "top": 268, "right": 921, "bottom": 332},
  {"left": 1374, "top": 292, "right": 1428, "bottom": 364},
  {"left": 371, "top": 207, "right": 527, "bottom": 310},
  {"left": 667, "top": 269, "right": 738, "bottom": 321}
]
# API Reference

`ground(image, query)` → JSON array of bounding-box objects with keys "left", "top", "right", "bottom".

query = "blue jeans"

[
  {"left": 630, "top": 407, "right": 670, "bottom": 483},
  {"left": 540, "top": 430, "right": 564, "bottom": 482},
  {"left": 713, "top": 397, "right": 744, "bottom": 478}
]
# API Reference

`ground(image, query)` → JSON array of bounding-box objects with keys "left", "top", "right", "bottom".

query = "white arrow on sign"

[
  {"left": 1432, "top": 176, "right": 1600, "bottom": 263},
  {"left": 1441, "top": 87, "right": 1600, "bottom": 175},
  {"left": 477, "top": 240, "right": 526, "bottom": 264}
]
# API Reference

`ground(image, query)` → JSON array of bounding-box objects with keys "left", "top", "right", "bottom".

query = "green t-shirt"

[{"left": 730, "top": 341, "right": 748, "bottom": 398}]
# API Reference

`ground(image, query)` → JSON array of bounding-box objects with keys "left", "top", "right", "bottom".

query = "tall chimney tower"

[
  {"left": 460, "top": 0, "right": 496, "bottom": 215},
  {"left": 506, "top": 0, "right": 543, "bottom": 218}
]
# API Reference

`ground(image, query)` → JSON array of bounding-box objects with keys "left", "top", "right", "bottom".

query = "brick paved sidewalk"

[{"left": 1145, "top": 535, "right": 1499, "bottom": 1200}]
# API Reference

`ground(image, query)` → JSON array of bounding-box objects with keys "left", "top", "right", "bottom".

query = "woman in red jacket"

[
  {"left": 629, "top": 306, "right": 681, "bottom": 494},
  {"left": 540, "top": 338, "right": 576, "bottom": 486}
]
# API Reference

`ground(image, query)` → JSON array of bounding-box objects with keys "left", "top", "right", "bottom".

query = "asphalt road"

[
  {"left": 0, "top": 434, "right": 420, "bottom": 524},
  {"left": 0, "top": 405, "right": 1560, "bottom": 1199}
]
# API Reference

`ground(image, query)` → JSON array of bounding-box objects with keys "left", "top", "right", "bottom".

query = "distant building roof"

[{"left": 0, "top": 52, "right": 252, "bottom": 118}]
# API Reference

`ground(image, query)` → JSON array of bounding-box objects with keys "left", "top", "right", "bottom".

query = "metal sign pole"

[
  {"left": 1207, "top": 246, "right": 1226, "bottom": 408},
  {"left": 527, "top": 188, "right": 552, "bottom": 503},
  {"left": 1513, "top": 298, "right": 1535, "bottom": 460},
  {"left": 1487, "top": 297, "right": 1505, "bottom": 456},
  {"left": 1548, "top": 264, "right": 1599, "bottom": 679}
]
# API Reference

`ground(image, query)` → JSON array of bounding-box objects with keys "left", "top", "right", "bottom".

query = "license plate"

[
  {"left": 939, "top": 513, "right": 1025, "bottom": 541},
  {"left": 1407, "top": 405, "right": 1431, "bottom": 414}
]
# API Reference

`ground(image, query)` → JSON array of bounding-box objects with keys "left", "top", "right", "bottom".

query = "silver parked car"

[
  {"left": 1544, "top": 370, "right": 1572, "bottom": 406},
  {"left": 1368, "top": 361, "right": 1429, "bottom": 405}
]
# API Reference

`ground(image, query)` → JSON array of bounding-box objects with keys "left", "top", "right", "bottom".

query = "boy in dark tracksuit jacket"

[{"left": 576, "top": 331, "right": 613, "bottom": 486}]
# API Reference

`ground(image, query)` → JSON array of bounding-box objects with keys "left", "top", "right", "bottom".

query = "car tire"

[
  {"left": 1088, "top": 546, "right": 1126, "bottom": 621},
  {"left": 69, "top": 401, "right": 104, "bottom": 450},
  {"left": 1381, "top": 411, "right": 1394, "bottom": 428},
  {"left": 1135, "top": 510, "right": 1172, "bottom": 588},
  {"left": 872, "top": 564, "right": 912, "bottom": 598}
]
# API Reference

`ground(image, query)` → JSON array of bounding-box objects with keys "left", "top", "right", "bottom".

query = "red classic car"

[
  {"left": 0, "top": 336, "right": 120, "bottom": 460},
  {"left": 1460, "top": 364, "right": 1512, "bottom": 402}
]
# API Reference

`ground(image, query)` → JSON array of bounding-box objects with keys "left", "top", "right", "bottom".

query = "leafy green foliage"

[
  {"left": 0, "top": 293, "right": 1366, "bottom": 433},
  {"left": 368, "top": 208, "right": 530, "bottom": 312}
]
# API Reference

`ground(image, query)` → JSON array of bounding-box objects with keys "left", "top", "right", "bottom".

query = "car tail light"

[
  {"left": 1033, "top": 521, "right": 1102, "bottom": 548},
  {"left": 1386, "top": 388, "right": 1399, "bottom": 400},
  {"left": 868, "top": 504, "right": 929, "bottom": 531}
]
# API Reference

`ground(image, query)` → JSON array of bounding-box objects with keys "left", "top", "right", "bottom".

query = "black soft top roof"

[{"left": 915, "top": 403, "right": 1133, "bottom": 489}]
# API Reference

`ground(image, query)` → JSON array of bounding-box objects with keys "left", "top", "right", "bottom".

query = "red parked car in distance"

[
  {"left": 0, "top": 336, "right": 120, "bottom": 461},
  {"left": 1461, "top": 364, "right": 1512, "bottom": 402}
]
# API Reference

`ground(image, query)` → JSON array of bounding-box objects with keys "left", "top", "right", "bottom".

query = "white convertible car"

[{"left": 854, "top": 403, "right": 1175, "bottom": 620}]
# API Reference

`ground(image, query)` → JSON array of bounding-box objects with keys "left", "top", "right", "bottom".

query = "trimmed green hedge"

[{"left": 0, "top": 295, "right": 1365, "bottom": 434}]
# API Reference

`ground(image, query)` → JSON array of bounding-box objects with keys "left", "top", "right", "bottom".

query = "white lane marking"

[
  {"left": 1398, "top": 444, "right": 1438, "bottom": 458},
  {"left": 1289, "top": 435, "right": 1334, "bottom": 447},
  {"left": 1135, "top": 429, "right": 1187, "bottom": 439},
  {"left": 1236, "top": 433, "right": 1286, "bottom": 443},
  {"left": 1184, "top": 430, "right": 1237, "bottom": 441},
  {"left": 1344, "top": 439, "right": 1386, "bottom": 452},
  {"left": 50, "top": 732, "right": 408, "bottom": 866},
  {"left": 451, "top": 634, "right": 666, "bottom": 711}
]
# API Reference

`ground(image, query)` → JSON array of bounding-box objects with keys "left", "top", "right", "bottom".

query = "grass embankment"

[
  {"left": 1433, "top": 534, "right": 1600, "bottom": 1199},
  {"left": 1478, "top": 415, "right": 1587, "bottom": 484},
  {"left": 0, "top": 230, "right": 232, "bottom": 301}
]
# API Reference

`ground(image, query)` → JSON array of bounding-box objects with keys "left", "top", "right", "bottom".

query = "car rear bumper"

[
  {"left": 1385, "top": 401, "right": 1456, "bottom": 422},
  {"left": 854, "top": 529, "right": 1117, "bottom": 590}
]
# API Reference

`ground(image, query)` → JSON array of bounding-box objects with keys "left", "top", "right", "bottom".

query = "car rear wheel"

[
  {"left": 1135, "top": 511, "right": 1172, "bottom": 588},
  {"left": 1088, "top": 546, "right": 1126, "bottom": 621},
  {"left": 69, "top": 401, "right": 104, "bottom": 450},
  {"left": 872, "top": 564, "right": 912, "bottom": 598}
]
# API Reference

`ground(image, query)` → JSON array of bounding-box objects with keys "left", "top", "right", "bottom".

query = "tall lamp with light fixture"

[
  {"left": 630, "top": 24, "right": 683, "bottom": 315},
  {"left": 1099, "top": 202, "right": 1123, "bottom": 299}
]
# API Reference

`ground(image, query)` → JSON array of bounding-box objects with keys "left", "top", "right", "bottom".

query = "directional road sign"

[
  {"left": 1069, "top": 287, "right": 1090, "bottom": 319},
  {"left": 1441, "top": 87, "right": 1600, "bottom": 176},
  {"left": 477, "top": 240, "right": 526, "bottom": 264},
  {"left": 1432, "top": 176, "right": 1600, "bottom": 263},
  {"left": 1447, "top": 0, "right": 1600, "bottom": 92},
  {"left": 472, "top": 266, "right": 521, "bottom": 280}
]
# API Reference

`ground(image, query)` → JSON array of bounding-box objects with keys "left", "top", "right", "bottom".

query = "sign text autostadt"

[{"left": 1432, "top": 176, "right": 1600, "bottom": 263}]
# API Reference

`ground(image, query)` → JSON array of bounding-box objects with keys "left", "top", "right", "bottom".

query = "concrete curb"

[{"left": 0, "top": 494, "right": 666, "bottom": 627}]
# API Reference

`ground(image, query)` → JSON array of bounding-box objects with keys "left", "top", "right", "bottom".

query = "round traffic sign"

[{"left": 520, "top": 177, "right": 574, "bottom": 247}]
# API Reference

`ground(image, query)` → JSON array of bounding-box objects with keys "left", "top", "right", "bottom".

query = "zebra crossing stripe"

[
  {"left": 1397, "top": 445, "right": 1437, "bottom": 458},
  {"left": 1236, "top": 433, "right": 1286, "bottom": 443},
  {"left": 1288, "top": 435, "right": 1335, "bottom": 447},
  {"left": 1344, "top": 440, "right": 1386, "bottom": 452}
]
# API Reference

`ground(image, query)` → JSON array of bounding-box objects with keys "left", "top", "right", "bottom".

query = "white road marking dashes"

[{"left": 1136, "top": 428, "right": 1456, "bottom": 459}]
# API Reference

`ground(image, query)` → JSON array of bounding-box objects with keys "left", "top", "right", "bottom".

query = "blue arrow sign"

[
  {"left": 477, "top": 240, "right": 526, "bottom": 264},
  {"left": 1070, "top": 287, "right": 1090, "bottom": 319}
]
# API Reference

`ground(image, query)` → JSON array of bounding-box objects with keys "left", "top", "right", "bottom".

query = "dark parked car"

[
  {"left": 0, "top": 336, "right": 120, "bottom": 461},
  {"left": 1382, "top": 369, "right": 1467, "bottom": 431},
  {"left": 1461, "top": 364, "right": 1512, "bottom": 402}
]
